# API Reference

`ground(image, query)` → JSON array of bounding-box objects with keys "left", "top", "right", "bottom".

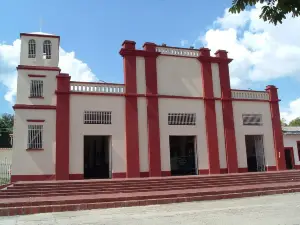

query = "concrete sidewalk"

[{"left": 1, "top": 193, "right": 300, "bottom": 225}]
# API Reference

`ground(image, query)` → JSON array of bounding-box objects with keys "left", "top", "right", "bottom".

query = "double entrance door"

[
  {"left": 169, "top": 136, "right": 198, "bottom": 176},
  {"left": 84, "top": 135, "right": 111, "bottom": 179}
]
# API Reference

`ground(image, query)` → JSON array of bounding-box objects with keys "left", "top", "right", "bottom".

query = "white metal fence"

[{"left": 0, "top": 159, "right": 11, "bottom": 185}]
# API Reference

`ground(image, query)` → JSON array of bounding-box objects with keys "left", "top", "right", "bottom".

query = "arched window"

[
  {"left": 43, "top": 40, "right": 52, "bottom": 59},
  {"left": 28, "top": 39, "right": 36, "bottom": 58}
]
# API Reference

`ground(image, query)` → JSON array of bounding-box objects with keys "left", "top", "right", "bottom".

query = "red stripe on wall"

[
  {"left": 55, "top": 74, "right": 71, "bottom": 180},
  {"left": 198, "top": 48, "right": 220, "bottom": 174},
  {"left": 143, "top": 43, "right": 162, "bottom": 177},
  {"left": 120, "top": 41, "right": 140, "bottom": 178},
  {"left": 215, "top": 50, "right": 238, "bottom": 173},
  {"left": 266, "top": 85, "right": 285, "bottom": 170}
]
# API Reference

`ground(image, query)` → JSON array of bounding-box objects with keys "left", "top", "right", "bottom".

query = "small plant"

[{"left": 162, "top": 43, "right": 167, "bottom": 47}]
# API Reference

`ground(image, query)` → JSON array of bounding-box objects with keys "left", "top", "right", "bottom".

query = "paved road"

[{"left": 1, "top": 193, "right": 300, "bottom": 225}]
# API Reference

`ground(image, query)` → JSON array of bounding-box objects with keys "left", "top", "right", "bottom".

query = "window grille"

[
  {"left": 242, "top": 114, "right": 263, "bottom": 126},
  {"left": 30, "top": 80, "right": 43, "bottom": 97},
  {"left": 168, "top": 113, "right": 196, "bottom": 125},
  {"left": 84, "top": 111, "right": 112, "bottom": 124},
  {"left": 43, "top": 40, "right": 52, "bottom": 59},
  {"left": 28, "top": 39, "right": 36, "bottom": 58},
  {"left": 27, "top": 125, "right": 43, "bottom": 149}
]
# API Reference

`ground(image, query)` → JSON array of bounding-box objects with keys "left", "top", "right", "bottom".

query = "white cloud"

[
  {"left": 200, "top": 3, "right": 300, "bottom": 88},
  {"left": 281, "top": 98, "right": 300, "bottom": 123},
  {"left": 180, "top": 39, "right": 189, "bottom": 47},
  {"left": 0, "top": 39, "right": 97, "bottom": 104}
]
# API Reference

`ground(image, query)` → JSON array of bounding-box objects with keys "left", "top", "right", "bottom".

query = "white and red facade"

[{"left": 11, "top": 32, "right": 287, "bottom": 182}]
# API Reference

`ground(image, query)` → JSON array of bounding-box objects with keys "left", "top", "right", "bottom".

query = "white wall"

[
  {"left": 20, "top": 35, "right": 59, "bottom": 67},
  {"left": 12, "top": 109, "right": 56, "bottom": 175},
  {"left": 137, "top": 98, "right": 149, "bottom": 172},
  {"left": 136, "top": 57, "right": 146, "bottom": 94},
  {"left": 156, "top": 56, "right": 203, "bottom": 97},
  {"left": 283, "top": 135, "right": 300, "bottom": 165},
  {"left": 0, "top": 149, "right": 12, "bottom": 162},
  {"left": 233, "top": 101, "right": 276, "bottom": 168},
  {"left": 158, "top": 98, "right": 208, "bottom": 172},
  {"left": 211, "top": 63, "right": 221, "bottom": 98},
  {"left": 16, "top": 70, "right": 58, "bottom": 106},
  {"left": 215, "top": 101, "right": 227, "bottom": 168},
  {"left": 70, "top": 95, "right": 126, "bottom": 175}
]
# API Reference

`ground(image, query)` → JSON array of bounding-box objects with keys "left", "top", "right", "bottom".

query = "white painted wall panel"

[
  {"left": 138, "top": 98, "right": 149, "bottom": 172},
  {"left": 283, "top": 135, "right": 300, "bottom": 165},
  {"left": 157, "top": 56, "right": 203, "bottom": 97},
  {"left": 136, "top": 57, "right": 146, "bottom": 94},
  {"left": 215, "top": 101, "right": 227, "bottom": 169},
  {"left": 12, "top": 109, "right": 56, "bottom": 175},
  {"left": 211, "top": 63, "right": 221, "bottom": 98},
  {"left": 16, "top": 70, "right": 58, "bottom": 106},
  {"left": 20, "top": 35, "right": 59, "bottom": 67},
  {"left": 69, "top": 95, "right": 126, "bottom": 175},
  {"left": 233, "top": 101, "right": 276, "bottom": 168},
  {"left": 158, "top": 98, "right": 208, "bottom": 172}
]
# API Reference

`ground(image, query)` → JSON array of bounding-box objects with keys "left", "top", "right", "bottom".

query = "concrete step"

[
  {"left": 11, "top": 171, "right": 300, "bottom": 189},
  {"left": 0, "top": 182, "right": 300, "bottom": 216},
  {"left": 1, "top": 177, "right": 300, "bottom": 198}
]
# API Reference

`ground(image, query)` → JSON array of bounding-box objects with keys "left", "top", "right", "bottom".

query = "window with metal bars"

[
  {"left": 43, "top": 40, "right": 52, "bottom": 59},
  {"left": 242, "top": 114, "right": 263, "bottom": 126},
  {"left": 84, "top": 111, "right": 112, "bottom": 124},
  {"left": 30, "top": 80, "right": 43, "bottom": 97},
  {"left": 28, "top": 39, "right": 36, "bottom": 58},
  {"left": 168, "top": 113, "right": 196, "bottom": 125},
  {"left": 27, "top": 125, "right": 43, "bottom": 149}
]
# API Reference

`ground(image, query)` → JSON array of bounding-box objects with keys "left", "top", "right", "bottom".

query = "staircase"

[{"left": 1, "top": 170, "right": 300, "bottom": 216}]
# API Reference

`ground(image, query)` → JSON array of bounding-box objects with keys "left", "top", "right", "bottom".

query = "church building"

[{"left": 11, "top": 32, "right": 287, "bottom": 182}]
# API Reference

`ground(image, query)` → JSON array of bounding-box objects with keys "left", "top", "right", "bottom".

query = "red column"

[
  {"left": 266, "top": 85, "right": 286, "bottom": 170},
  {"left": 120, "top": 41, "right": 140, "bottom": 178},
  {"left": 143, "top": 42, "right": 161, "bottom": 177},
  {"left": 198, "top": 48, "right": 220, "bottom": 174},
  {"left": 56, "top": 74, "right": 70, "bottom": 180},
  {"left": 215, "top": 50, "right": 238, "bottom": 173}
]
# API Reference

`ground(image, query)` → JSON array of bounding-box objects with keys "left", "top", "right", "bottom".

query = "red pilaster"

[
  {"left": 266, "top": 85, "right": 286, "bottom": 170},
  {"left": 56, "top": 74, "right": 70, "bottom": 180},
  {"left": 143, "top": 42, "right": 162, "bottom": 177},
  {"left": 215, "top": 50, "right": 238, "bottom": 173},
  {"left": 120, "top": 41, "right": 140, "bottom": 178},
  {"left": 198, "top": 48, "right": 220, "bottom": 174}
]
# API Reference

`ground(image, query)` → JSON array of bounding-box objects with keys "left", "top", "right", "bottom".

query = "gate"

[{"left": 254, "top": 135, "right": 266, "bottom": 172}]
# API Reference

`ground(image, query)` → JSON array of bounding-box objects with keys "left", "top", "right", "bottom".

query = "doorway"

[
  {"left": 169, "top": 136, "right": 197, "bottom": 176},
  {"left": 284, "top": 147, "right": 294, "bottom": 170},
  {"left": 84, "top": 135, "right": 111, "bottom": 179},
  {"left": 245, "top": 135, "right": 266, "bottom": 172}
]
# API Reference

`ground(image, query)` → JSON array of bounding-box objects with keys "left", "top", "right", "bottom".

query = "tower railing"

[
  {"left": 231, "top": 90, "right": 269, "bottom": 100},
  {"left": 70, "top": 82, "right": 124, "bottom": 94}
]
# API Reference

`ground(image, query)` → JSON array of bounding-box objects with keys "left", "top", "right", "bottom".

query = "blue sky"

[{"left": 0, "top": 0, "right": 299, "bottom": 121}]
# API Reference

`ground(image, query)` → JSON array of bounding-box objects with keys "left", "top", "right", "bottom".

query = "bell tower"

[
  {"left": 12, "top": 32, "right": 62, "bottom": 182},
  {"left": 19, "top": 32, "right": 60, "bottom": 67}
]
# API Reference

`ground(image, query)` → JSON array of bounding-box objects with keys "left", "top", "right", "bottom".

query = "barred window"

[
  {"left": 43, "top": 40, "right": 52, "bottom": 59},
  {"left": 168, "top": 113, "right": 196, "bottom": 125},
  {"left": 84, "top": 111, "right": 112, "bottom": 124},
  {"left": 27, "top": 125, "right": 43, "bottom": 149},
  {"left": 28, "top": 39, "right": 36, "bottom": 58},
  {"left": 242, "top": 114, "right": 263, "bottom": 126},
  {"left": 30, "top": 80, "right": 43, "bottom": 97}
]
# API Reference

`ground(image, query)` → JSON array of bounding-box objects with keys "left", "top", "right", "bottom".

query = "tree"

[
  {"left": 281, "top": 118, "right": 288, "bottom": 126},
  {"left": 289, "top": 117, "right": 300, "bottom": 126},
  {"left": 229, "top": 0, "right": 300, "bottom": 25},
  {"left": 0, "top": 113, "right": 14, "bottom": 133}
]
